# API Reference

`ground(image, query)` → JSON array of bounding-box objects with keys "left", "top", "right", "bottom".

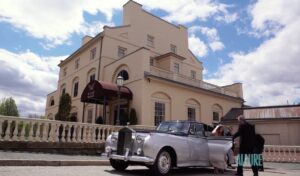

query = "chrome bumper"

[
  {"left": 104, "top": 150, "right": 154, "bottom": 164},
  {"left": 109, "top": 154, "right": 154, "bottom": 163}
]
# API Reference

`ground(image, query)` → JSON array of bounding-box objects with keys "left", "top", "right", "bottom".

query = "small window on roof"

[
  {"left": 75, "top": 59, "right": 80, "bottom": 69},
  {"left": 63, "top": 67, "right": 67, "bottom": 76},
  {"left": 118, "top": 46, "right": 126, "bottom": 58},
  {"left": 191, "top": 70, "right": 196, "bottom": 79},
  {"left": 150, "top": 57, "right": 154, "bottom": 66},
  {"left": 147, "top": 35, "right": 154, "bottom": 47},
  {"left": 170, "top": 44, "right": 177, "bottom": 54},
  {"left": 90, "top": 48, "right": 96, "bottom": 60}
]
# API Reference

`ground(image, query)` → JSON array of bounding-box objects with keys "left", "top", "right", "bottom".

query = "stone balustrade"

[
  {"left": 0, "top": 115, "right": 144, "bottom": 143},
  {"left": 1, "top": 116, "right": 299, "bottom": 163},
  {"left": 263, "top": 145, "right": 300, "bottom": 163}
]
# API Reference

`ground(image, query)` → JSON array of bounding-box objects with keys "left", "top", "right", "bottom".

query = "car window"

[
  {"left": 194, "top": 124, "right": 204, "bottom": 137},
  {"left": 157, "top": 121, "right": 190, "bottom": 135}
]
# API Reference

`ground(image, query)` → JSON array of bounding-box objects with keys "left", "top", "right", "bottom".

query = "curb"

[{"left": 0, "top": 159, "right": 110, "bottom": 166}]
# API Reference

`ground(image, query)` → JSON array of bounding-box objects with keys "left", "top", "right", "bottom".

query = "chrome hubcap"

[{"left": 158, "top": 151, "right": 171, "bottom": 174}]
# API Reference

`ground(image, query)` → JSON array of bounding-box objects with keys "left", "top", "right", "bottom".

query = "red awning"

[{"left": 81, "top": 80, "right": 132, "bottom": 104}]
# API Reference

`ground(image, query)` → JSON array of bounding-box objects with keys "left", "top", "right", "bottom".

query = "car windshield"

[{"left": 156, "top": 121, "right": 190, "bottom": 134}]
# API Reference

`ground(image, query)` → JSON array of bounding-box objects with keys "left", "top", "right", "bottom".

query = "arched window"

[
  {"left": 186, "top": 99, "right": 201, "bottom": 122},
  {"left": 87, "top": 68, "right": 96, "bottom": 83},
  {"left": 49, "top": 96, "right": 55, "bottom": 106},
  {"left": 151, "top": 92, "right": 171, "bottom": 126},
  {"left": 112, "top": 65, "right": 130, "bottom": 83},
  {"left": 72, "top": 77, "right": 79, "bottom": 97},
  {"left": 117, "top": 70, "right": 129, "bottom": 81},
  {"left": 60, "top": 83, "right": 66, "bottom": 95},
  {"left": 212, "top": 104, "right": 223, "bottom": 124}
]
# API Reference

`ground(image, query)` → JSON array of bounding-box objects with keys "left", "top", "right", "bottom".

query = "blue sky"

[{"left": 0, "top": 0, "right": 299, "bottom": 116}]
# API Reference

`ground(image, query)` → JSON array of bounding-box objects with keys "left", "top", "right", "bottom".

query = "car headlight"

[{"left": 136, "top": 135, "right": 145, "bottom": 144}]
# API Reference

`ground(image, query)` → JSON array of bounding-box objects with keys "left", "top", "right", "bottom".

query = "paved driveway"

[{"left": 0, "top": 166, "right": 299, "bottom": 176}]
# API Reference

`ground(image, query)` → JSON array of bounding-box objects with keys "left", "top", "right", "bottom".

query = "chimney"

[{"left": 81, "top": 35, "right": 93, "bottom": 46}]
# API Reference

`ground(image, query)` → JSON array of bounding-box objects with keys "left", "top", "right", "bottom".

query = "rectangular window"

[
  {"left": 90, "top": 74, "right": 95, "bottom": 82},
  {"left": 87, "top": 109, "right": 93, "bottom": 123},
  {"left": 170, "top": 44, "right": 177, "bottom": 54},
  {"left": 188, "top": 107, "right": 196, "bottom": 121},
  {"left": 73, "top": 82, "right": 79, "bottom": 97},
  {"left": 213, "top": 112, "right": 220, "bottom": 122},
  {"left": 191, "top": 70, "right": 196, "bottom": 79},
  {"left": 147, "top": 35, "right": 154, "bottom": 47},
  {"left": 154, "top": 102, "right": 165, "bottom": 126},
  {"left": 90, "top": 48, "right": 96, "bottom": 60},
  {"left": 118, "top": 46, "right": 126, "bottom": 58},
  {"left": 173, "top": 63, "right": 179, "bottom": 74},
  {"left": 150, "top": 57, "right": 154, "bottom": 66},
  {"left": 62, "top": 88, "right": 66, "bottom": 95},
  {"left": 75, "top": 59, "right": 80, "bottom": 69},
  {"left": 63, "top": 67, "right": 67, "bottom": 76}
]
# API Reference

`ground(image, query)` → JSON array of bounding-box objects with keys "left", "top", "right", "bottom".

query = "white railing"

[
  {"left": 0, "top": 115, "right": 141, "bottom": 143},
  {"left": 149, "top": 66, "right": 238, "bottom": 97},
  {"left": 263, "top": 145, "right": 300, "bottom": 163}
]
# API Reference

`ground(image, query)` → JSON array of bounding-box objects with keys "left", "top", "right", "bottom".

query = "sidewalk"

[
  {"left": 0, "top": 150, "right": 109, "bottom": 166},
  {"left": 1, "top": 150, "right": 299, "bottom": 171}
]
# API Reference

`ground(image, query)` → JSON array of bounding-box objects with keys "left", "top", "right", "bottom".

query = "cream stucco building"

[{"left": 45, "top": 1, "right": 244, "bottom": 126}]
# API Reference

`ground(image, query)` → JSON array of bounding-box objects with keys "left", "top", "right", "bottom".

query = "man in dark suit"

[{"left": 233, "top": 115, "right": 258, "bottom": 176}]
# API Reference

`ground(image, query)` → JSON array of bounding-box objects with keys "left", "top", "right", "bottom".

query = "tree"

[
  {"left": 0, "top": 97, "right": 19, "bottom": 117},
  {"left": 129, "top": 108, "right": 137, "bottom": 125},
  {"left": 55, "top": 93, "right": 72, "bottom": 121}
]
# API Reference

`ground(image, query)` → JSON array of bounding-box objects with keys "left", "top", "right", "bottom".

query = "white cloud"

[
  {"left": 0, "top": 48, "right": 66, "bottom": 116},
  {"left": 189, "top": 26, "right": 224, "bottom": 52},
  {"left": 209, "top": 41, "right": 224, "bottom": 51},
  {"left": 215, "top": 12, "right": 238, "bottom": 23},
  {"left": 207, "top": 0, "right": 300, "bottom": 106},
  {"left": 140, "top": 0, "right": 237, "bottom": 24},
  {"left": 188, "top": 35, "right": 208, "bottom": 57},
  {"left": 0, "top": 0, "right": 237, "bottom": 48},
  {"left": 0, "top": 0, "right": 121, "bottom": 48}
]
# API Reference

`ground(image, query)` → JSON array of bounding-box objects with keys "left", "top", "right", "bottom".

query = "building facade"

[
  {"left": 45, "top": 1, "right": 244, "bottom": 126},
  {"left": 222, "top": 105, "right": 300, "bottom": 145}
]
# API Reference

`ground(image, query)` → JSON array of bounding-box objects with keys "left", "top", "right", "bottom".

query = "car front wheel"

[
  {"left": 153, "top": 150, "right": 172, "bottom": 176},
  {"left": 109, "top": 159, "right": 129, "bottom": 171}
]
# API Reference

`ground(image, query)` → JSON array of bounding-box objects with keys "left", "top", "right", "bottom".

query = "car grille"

[{"left": 117, "top": 127, "right": 133, "bottom": 155}]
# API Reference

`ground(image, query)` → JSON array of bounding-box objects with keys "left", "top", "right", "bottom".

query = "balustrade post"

[
  {"left": 48, "top": 123, "right": 54, "bottom": 142},
  {"left": 4, "top": 120, "right": 12, "bottom": 141},
  {"left": 61, "top": 124, "right": 66, "bottom": 142},
  {"left": 35, "top": 122, "right": 41, "bottom": 142},
  {"left": 91, "top": 126, "right": 96, "bottom": 143},
  {"left": 82, "top": 125, "right": 87, "bottom": 143},
  {"left": 28, "top": 122, "right": 34, "bottom": 141},
  {"left": 55, "top": 123, "right": 60, "bottom": 142},
  {"left": 41, "top": 123, "right": 48, "bottom": 142},
  {"left": 67, "top": 125, "right": 72, "bottom": 142},
  {"left": 77, "top": 125, "right": 83, "bottom": 143},
  {"left": 86, "top": 126, "right": 91, "bottom": 143}
]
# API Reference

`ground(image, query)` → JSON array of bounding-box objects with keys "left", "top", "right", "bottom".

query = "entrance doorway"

[{"left": 113, "top": 105, "right": 129, "bottom": 125}]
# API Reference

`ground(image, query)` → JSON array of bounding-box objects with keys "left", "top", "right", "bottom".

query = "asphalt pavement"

[{"left": 0, "top": 150, "right": 299, "bottom": 176}]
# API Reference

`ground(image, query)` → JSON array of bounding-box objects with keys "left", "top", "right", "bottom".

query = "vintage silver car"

[{"left": 105, "top": 121, "right": 233, "bottom": 176}]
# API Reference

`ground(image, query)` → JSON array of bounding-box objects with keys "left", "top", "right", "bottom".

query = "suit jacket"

[{"left": 233, "top": 122, "right": 256, "bottom": 153}]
